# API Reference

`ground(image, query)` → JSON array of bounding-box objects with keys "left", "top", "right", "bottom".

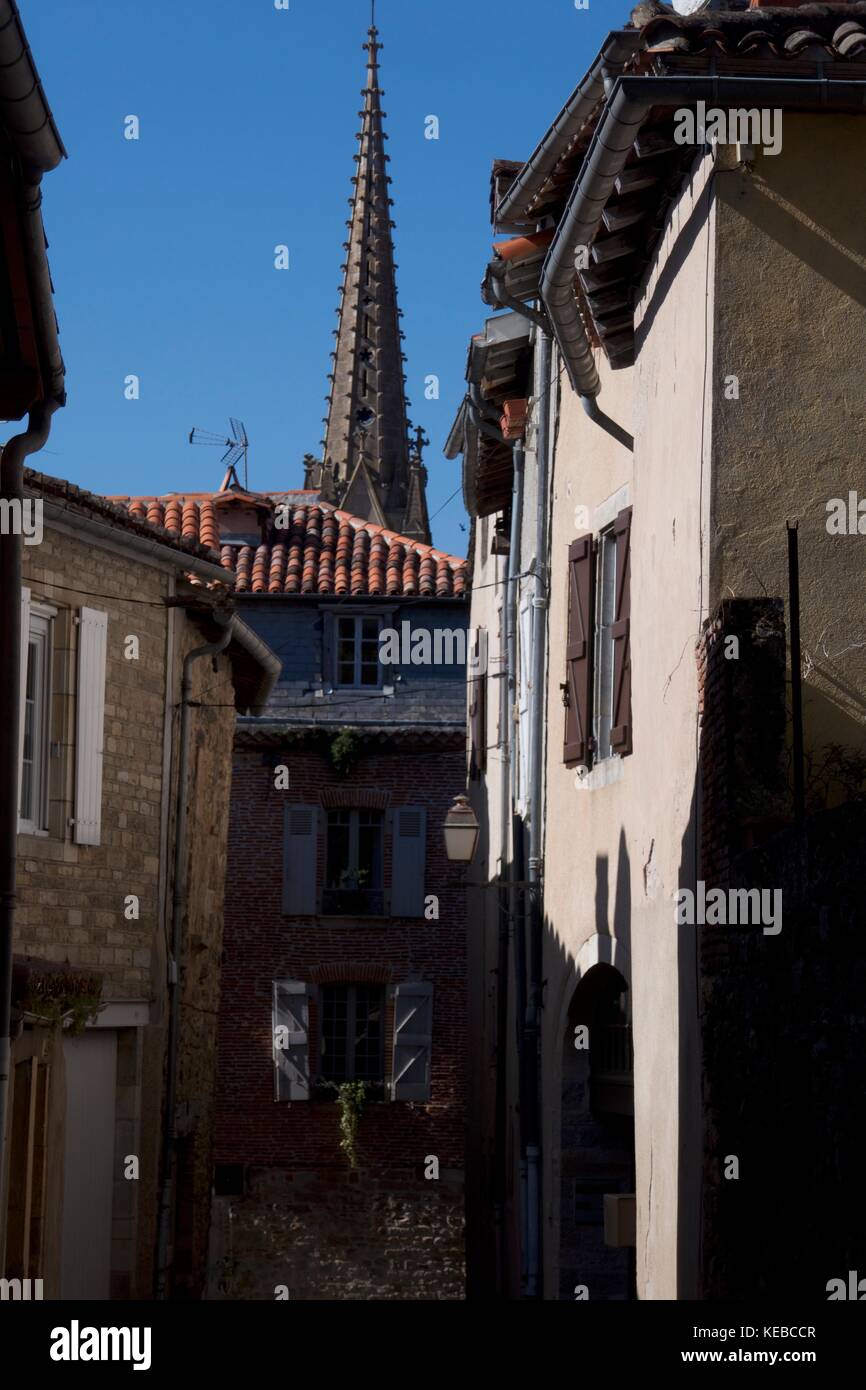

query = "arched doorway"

[{"left": 559, "top": 963, "right": 635, "bottom": 1300}]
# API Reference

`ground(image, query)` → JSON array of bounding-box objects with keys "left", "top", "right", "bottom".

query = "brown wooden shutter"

[
  {"left": 611, "top": 506, "right": 633, "bottom": 757},
  {"left": 469, "top": 672, "right": 486, "bottom": 778},
  {"left": 563, "top": 535, "right": 595, "bottom": 766}
]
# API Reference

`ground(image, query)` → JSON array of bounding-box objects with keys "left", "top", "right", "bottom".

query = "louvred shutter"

[
  {"left": 17, "top": 586, "right": 30, "bottom": 817},
  {"left": 391, "top": 806, "right": 426, "bottom": 917},
  {"left": 74, "top": 607, "right": 108, "bottom": 846},
  {"left": 610, "top": 506, "right": 633, "bottom": 757},
  {"left": 282, "top": 805, "right": 318, "bottom": 914},
  {"left": 563, "top": 535, "right": 594, "bottom": 767},
  {"left": 468, "top": 671, "right": 486, "bottom": 778},
  {"left": 468, "top": 628, "right": 487, "bottom": 778}
]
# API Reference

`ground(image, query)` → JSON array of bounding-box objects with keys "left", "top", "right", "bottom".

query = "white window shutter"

[
  {"left": 74, "top": 607, "right": 108, "bottom": 846},
  {"left": 517, "top": 599, "right": 533, "bottom": 811},
  {"left": 391, "top": 981, "right": 433, "bottom": 1101},
  {"left": 390, "top": 806, "right": 426, "bottom": 917},
  {"left": 282, "top": 805, "right": 318, "bottom": 914},
  {"left": 273, "top": 980, "right": 310, "bottom": 1101},
  {"left": 17, "top": 586, "right": 31, "bottom": 817}
]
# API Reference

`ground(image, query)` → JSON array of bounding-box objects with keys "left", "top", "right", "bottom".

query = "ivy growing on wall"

[{"left": 329, "top": 729, "right": 362, "bottom": 779}]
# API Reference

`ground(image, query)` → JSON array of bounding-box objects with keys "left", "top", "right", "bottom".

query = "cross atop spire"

[{"left": 312, "top": 18, "right": 431, "bottom": 545}]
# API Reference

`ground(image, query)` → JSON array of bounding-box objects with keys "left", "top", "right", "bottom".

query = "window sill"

[
  {"left": 317, "top": 915, "right": 390, "bottom": 926},
  {"left": 572, "top": 755, "right": 625, "bottom": 793}
]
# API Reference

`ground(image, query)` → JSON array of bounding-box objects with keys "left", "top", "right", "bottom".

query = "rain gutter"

[
  {"left": 495, "top": 30, "right": 641, "bottom": 230},
  {"left": 541, "top": 73, "right": 866, "bottom": 419}
]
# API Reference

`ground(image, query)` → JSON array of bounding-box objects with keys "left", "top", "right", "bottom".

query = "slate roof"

[{"left": 109, "top": 491, "right": 468, "bottom": 599}]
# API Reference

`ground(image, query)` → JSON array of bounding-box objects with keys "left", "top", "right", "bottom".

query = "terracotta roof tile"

[{"left": 109, "top": 492, "right": 469, "bottom": 599}]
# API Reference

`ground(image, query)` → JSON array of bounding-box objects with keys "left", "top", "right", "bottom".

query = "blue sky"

[{"left": 21, "top": 0, "right": 618, "bottom": 558}]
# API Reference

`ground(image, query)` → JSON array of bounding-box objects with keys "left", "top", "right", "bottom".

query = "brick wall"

[{"left": 212, "top": 734, "right": 467, "bottom": 1298}]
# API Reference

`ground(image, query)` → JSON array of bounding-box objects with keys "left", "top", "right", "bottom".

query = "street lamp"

[{"left": 443, "top": 794, "right": 480, "bottom": 864}]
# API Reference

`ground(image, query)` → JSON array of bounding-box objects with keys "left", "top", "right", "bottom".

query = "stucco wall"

[
  {"left": 542, "top": 150, "right": 716, "bottom": 1301},
  {"left": 465, "top": 508, "right": 517, "bottom": 1295},
  {"left": 710, "top": 115, "right": 866, "bottom": 788}
]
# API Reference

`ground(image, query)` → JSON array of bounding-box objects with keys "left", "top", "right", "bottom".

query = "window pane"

[
  {"left": 357, "top": 812, "right": 383, "bottom": 889},
  {"left": 337, "top": 619, "right": 357, "bottom": 687},
  {"left": 326, "top": 811, "right": 351, "bottom": 889},
  {"left": 594, "top": 531, "right": 617, "bottom": 761},
  {"left": 319, "top": 985, "right": 384, "bottom": 1088},
  {"left": 20, "top": 643, "right": 37, "bottom": 822},
  {"left": 353, "top": 986, "right": 384, "bottom": 1082},
  {"left": 320, "top": 984, "right": 349, "bottom": 1084}
]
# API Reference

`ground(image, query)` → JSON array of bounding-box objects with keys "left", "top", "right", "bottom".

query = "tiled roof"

[
  {"left": 21, "top": 469, "right": 230, "bottom": 574},
  {"left": 109, "top": 493, "right": 468, "bottom": 599},
  {"left": 642, "top": 5, "right": 866, "bottom": 60}
]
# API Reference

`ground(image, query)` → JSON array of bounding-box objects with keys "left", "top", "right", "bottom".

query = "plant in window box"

[{"left": 338, "top": 866, "right": 369, "bottom": 892}]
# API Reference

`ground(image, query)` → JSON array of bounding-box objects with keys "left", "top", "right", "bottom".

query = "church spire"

[{"left": 315, "top": 19, "right": 430, "bottom": 544}]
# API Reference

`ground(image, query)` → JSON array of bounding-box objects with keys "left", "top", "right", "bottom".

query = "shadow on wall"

[
  {"left": 731, "top": 120, "right": 866, "bottom": 310},
  {"left": 547, "top": 831, "right": 637, "bottom": 1302},
  {"left": 695, "top": 597, "right": 866, "bottom": 1299}
]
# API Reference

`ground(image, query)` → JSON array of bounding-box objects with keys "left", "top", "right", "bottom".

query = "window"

[
  {"left": 19, "top": 611, "right": 51, "bottom": 833},
  {"left": 563, "top": 506, "right": 632, "bottom": 770},
  {"left": 323, "top": 808, "right": 384, "bottom": 915},
  {"left": 336, "top": 615, "right": 381, "bottom": 688},
  {"left": 317, "top": 984, "right": 385, "bottom": 1095},
  {"left": 593, "top": 527, "right": 617, "bottom": 763},
  {"left": 271, "top": 978, "right": 434, "bottom": 1105}
]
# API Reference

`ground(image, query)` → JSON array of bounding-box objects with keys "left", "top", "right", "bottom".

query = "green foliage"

[
  {"left": 329, "top": 729, "right": 362, "bottom": 779},
  {"left": 20, "top": 992, "right": 102, "bottom": 1036},
  {"left": 335, "top": 1080, "right": 368, "bottom": 1168}
]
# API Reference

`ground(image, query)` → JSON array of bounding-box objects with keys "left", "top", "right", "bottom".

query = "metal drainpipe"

[
  {"left": 524, "top": 328, "right": 552, "bottom": 1298},
  {"left": 155, "top": 612, "right": 235, "bottom": 1298},
  {"left": 504, "top": 442, "right": 526, "bottom": 1294},
  {"left": 0, "top": 400, "right": 61, "bottom": 1248}
]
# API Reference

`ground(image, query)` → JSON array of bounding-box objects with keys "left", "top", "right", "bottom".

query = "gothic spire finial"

[{"left": 319, "top": 15, "right": 431, "bottom": 544}]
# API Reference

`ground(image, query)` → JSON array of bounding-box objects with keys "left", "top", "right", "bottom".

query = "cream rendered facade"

[{"left": 467, "top": 113, "right": 866, "bottom": 1299}]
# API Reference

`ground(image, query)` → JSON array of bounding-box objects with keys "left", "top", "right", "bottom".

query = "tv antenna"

[{"left": 188, "top": 418, "right": 249, "bottom": 490}]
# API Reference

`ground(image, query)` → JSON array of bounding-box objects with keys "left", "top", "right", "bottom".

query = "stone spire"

[{"left": 312, "top": 21, "right": 430, "bottom": 544}]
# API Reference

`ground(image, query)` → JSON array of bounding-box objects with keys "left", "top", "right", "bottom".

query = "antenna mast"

[{"left": 188, "top": 419, "right": 250, "bottom": 490}]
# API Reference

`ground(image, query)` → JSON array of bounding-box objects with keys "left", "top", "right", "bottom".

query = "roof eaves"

[{"left": 0, "top": 1, "right": 67, "bottom": 408}]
